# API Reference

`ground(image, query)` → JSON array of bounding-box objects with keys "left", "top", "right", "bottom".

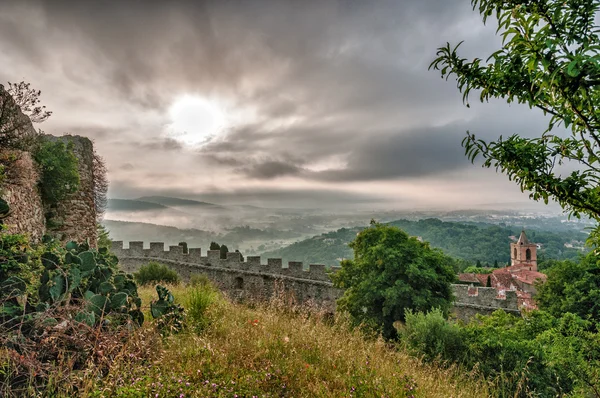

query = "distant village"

[{"left": 458, "top": 230, "right": 546, "bottom": 309}]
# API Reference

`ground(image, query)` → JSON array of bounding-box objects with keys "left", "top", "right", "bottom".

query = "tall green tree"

[
  {"left": 535, "top": 253, "right": 600, "bottom": 322},
  {"left": 430, "top": 0, "right": 600, "bottom": 242},
  {"left": 331, "top": 222, "right": 456, "bottom": 339},
  {"left": 219, "top": 244, "right": 229, "bottom": 259}
]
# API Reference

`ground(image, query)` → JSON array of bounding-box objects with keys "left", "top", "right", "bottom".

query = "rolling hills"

[{"left": 261, "top": 218, "right": 589, "bottom": 268}]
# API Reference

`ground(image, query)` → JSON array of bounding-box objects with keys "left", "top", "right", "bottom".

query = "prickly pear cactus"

[
  {"left": 151, "top": 285, "right": 185, "bottom": 335},
  {"left": 37, "top": 241, "right": 144, "bottom": 326}
]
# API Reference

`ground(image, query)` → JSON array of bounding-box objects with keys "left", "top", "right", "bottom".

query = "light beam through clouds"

[{"left": 0, "top": 0, "right": 561, "bottom": 210}]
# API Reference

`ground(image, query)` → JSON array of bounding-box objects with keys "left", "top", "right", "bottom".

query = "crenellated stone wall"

[
  {"left": 112, "top": 240, "right": 524, "bottom": 318},
  {"left": 112, "top": 241, "right": 342, "bottom": 311}
]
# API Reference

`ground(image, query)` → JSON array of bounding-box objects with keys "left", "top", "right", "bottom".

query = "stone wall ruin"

[
  {"left": 113, "top": 240, "right": 523, "bottom": 317},
  {"left": 1, "top": 134, "right": 97, "bottom": 245},
  {"left": 112, "top": 241, "right": 342, "bottom": 312}
]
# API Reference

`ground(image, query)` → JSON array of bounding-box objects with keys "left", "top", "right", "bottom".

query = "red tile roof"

[
  {"left": 476, "top": 274, "right": 489, "bottom": 286},
  {"left": 491, "top": 269, "right": 516, "bottom": 291},
  {"left": 458, "top": 273, "right": 481, "bottom": 284},
  {"left": 512, "top": 270, "right": 547, "bottom": 284}
]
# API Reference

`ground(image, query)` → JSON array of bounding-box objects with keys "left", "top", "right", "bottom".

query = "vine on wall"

[{"left": 31, "top": 137, "right": 80, "bottom": 224}]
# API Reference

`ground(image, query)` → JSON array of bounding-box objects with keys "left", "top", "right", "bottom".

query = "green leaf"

[
  {"left": 99, "top": 281, "right": 116, "bottom": 295},
  {"left": 110, "top": 292, "right": 128, "bottom": 311},
  {"left": 567, "top": 60, "right": 580, "bottom": 77},
  {"left": 75, "top": 311, "right": 95, "bottom": 326},
  {"left": 68, "top": 267, "right": 82, "bottom": 292},
  {"left": 65, "top": 252, "right": 81, "bottom": 265},
  {"left": 87, "top": 294, "right": 110, "bottom": 316},
  {"left": 79, "top": 251, "right": 96, "bottom": 272},
  {"left": 151, "top": 300, "right": 168, "bottom": 318},
  {"left": 41, "top": 252, "right": 60, "bottom": 270},
  {"left": 49, "top": 274, "right": 66, "bottom": 302},
  {"left": 66, "top": 241, "right": 78, "bottom": 251}
]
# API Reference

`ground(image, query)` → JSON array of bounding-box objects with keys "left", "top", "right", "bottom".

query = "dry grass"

[{"left": 84, "top": 283, "right": 492, "bottom": 397}]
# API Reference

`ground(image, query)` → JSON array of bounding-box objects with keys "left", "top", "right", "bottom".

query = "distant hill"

[
  {"left": 262, "top": 218, "right": 589, "bottom": 269},
  {"left": 137, "top": 196, "right": 223, "bottom": 209},
  {"left": 107, "top": 199, "right": 169, "bottom": 212},
  {"left": 102, "top": 220, "right": 302, "bottom": 254},
  {"left": 103, "top": 220, "right": 217, "bottom": 248}
]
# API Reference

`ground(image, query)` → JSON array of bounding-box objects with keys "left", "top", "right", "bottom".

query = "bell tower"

[{"left": 510, "top": 230, "right": 537, "bottom": 271}]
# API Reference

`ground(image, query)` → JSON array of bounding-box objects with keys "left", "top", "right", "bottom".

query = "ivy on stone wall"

[{"left": 32, "top": 137, "right": 80, "bottom": 208}]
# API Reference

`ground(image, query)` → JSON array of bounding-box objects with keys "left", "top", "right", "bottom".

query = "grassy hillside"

[
  {"left": 85, "top": 284, "right": 490, "bottom": 397},
  {"left": 262, "top": 218, "right": 589, "bottom": 267}
]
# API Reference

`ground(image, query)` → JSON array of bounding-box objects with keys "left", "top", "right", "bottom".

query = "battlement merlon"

[{"left": 111, "top": 241, "right": 333, "bottom": 282}]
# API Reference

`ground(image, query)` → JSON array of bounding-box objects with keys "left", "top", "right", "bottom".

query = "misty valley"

[{"left": 103, "top": 195, "right": 591, "bottom": 269}]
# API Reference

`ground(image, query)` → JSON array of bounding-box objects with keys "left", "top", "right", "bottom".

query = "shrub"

[
  {"left": 178, "top": 241, "right": 188, "bottom": 254},
  {"left": 219, "top": 244, "right": 229, "bottom": 259},
  {"left": 401, "top": 308, "right": 466, "bottom": 363},
  {"left": 186, "top": 282, "right": 218, "bottom": 333},
  {"left": 189, "top": 273, "right": 211, "bottom": 287},
  {"left": 134, "top": 261, "right": 180, "bottom": 286}
]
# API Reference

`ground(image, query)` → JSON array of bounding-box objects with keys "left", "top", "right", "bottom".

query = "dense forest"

[{"left": 262, "top": 218, "right": 589, "bottom": 269}]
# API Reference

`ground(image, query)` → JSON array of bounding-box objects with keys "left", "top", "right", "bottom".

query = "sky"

[{"left": 0, "top": 0, "right": 560, "bottom": 210}]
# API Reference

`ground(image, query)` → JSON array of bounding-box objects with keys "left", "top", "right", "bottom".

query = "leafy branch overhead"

[{"left": 430, "top": 0, "right": 600, "bottom": 232}]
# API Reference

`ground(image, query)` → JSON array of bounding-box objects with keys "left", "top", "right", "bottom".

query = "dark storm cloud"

[
  {"left": 238, "top": 160, "right": 303, "bottom": 180},
  {"left": 0, "top": 0, "right": 539, "bottom": 207},
  {"left": 1, "top": 0, "right": 488, "bottom": 111},
  {"left": 313, "top": 126, "right": 467, "bottom": 182}
]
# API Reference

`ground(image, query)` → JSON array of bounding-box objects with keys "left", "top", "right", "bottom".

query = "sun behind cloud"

[{"left": 166, "top": 95, "right": 226, "bottom": 146}]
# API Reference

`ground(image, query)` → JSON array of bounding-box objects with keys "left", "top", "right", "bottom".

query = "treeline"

[{"left": 262, "top": 218, "right": 588, "bottom": 269}]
